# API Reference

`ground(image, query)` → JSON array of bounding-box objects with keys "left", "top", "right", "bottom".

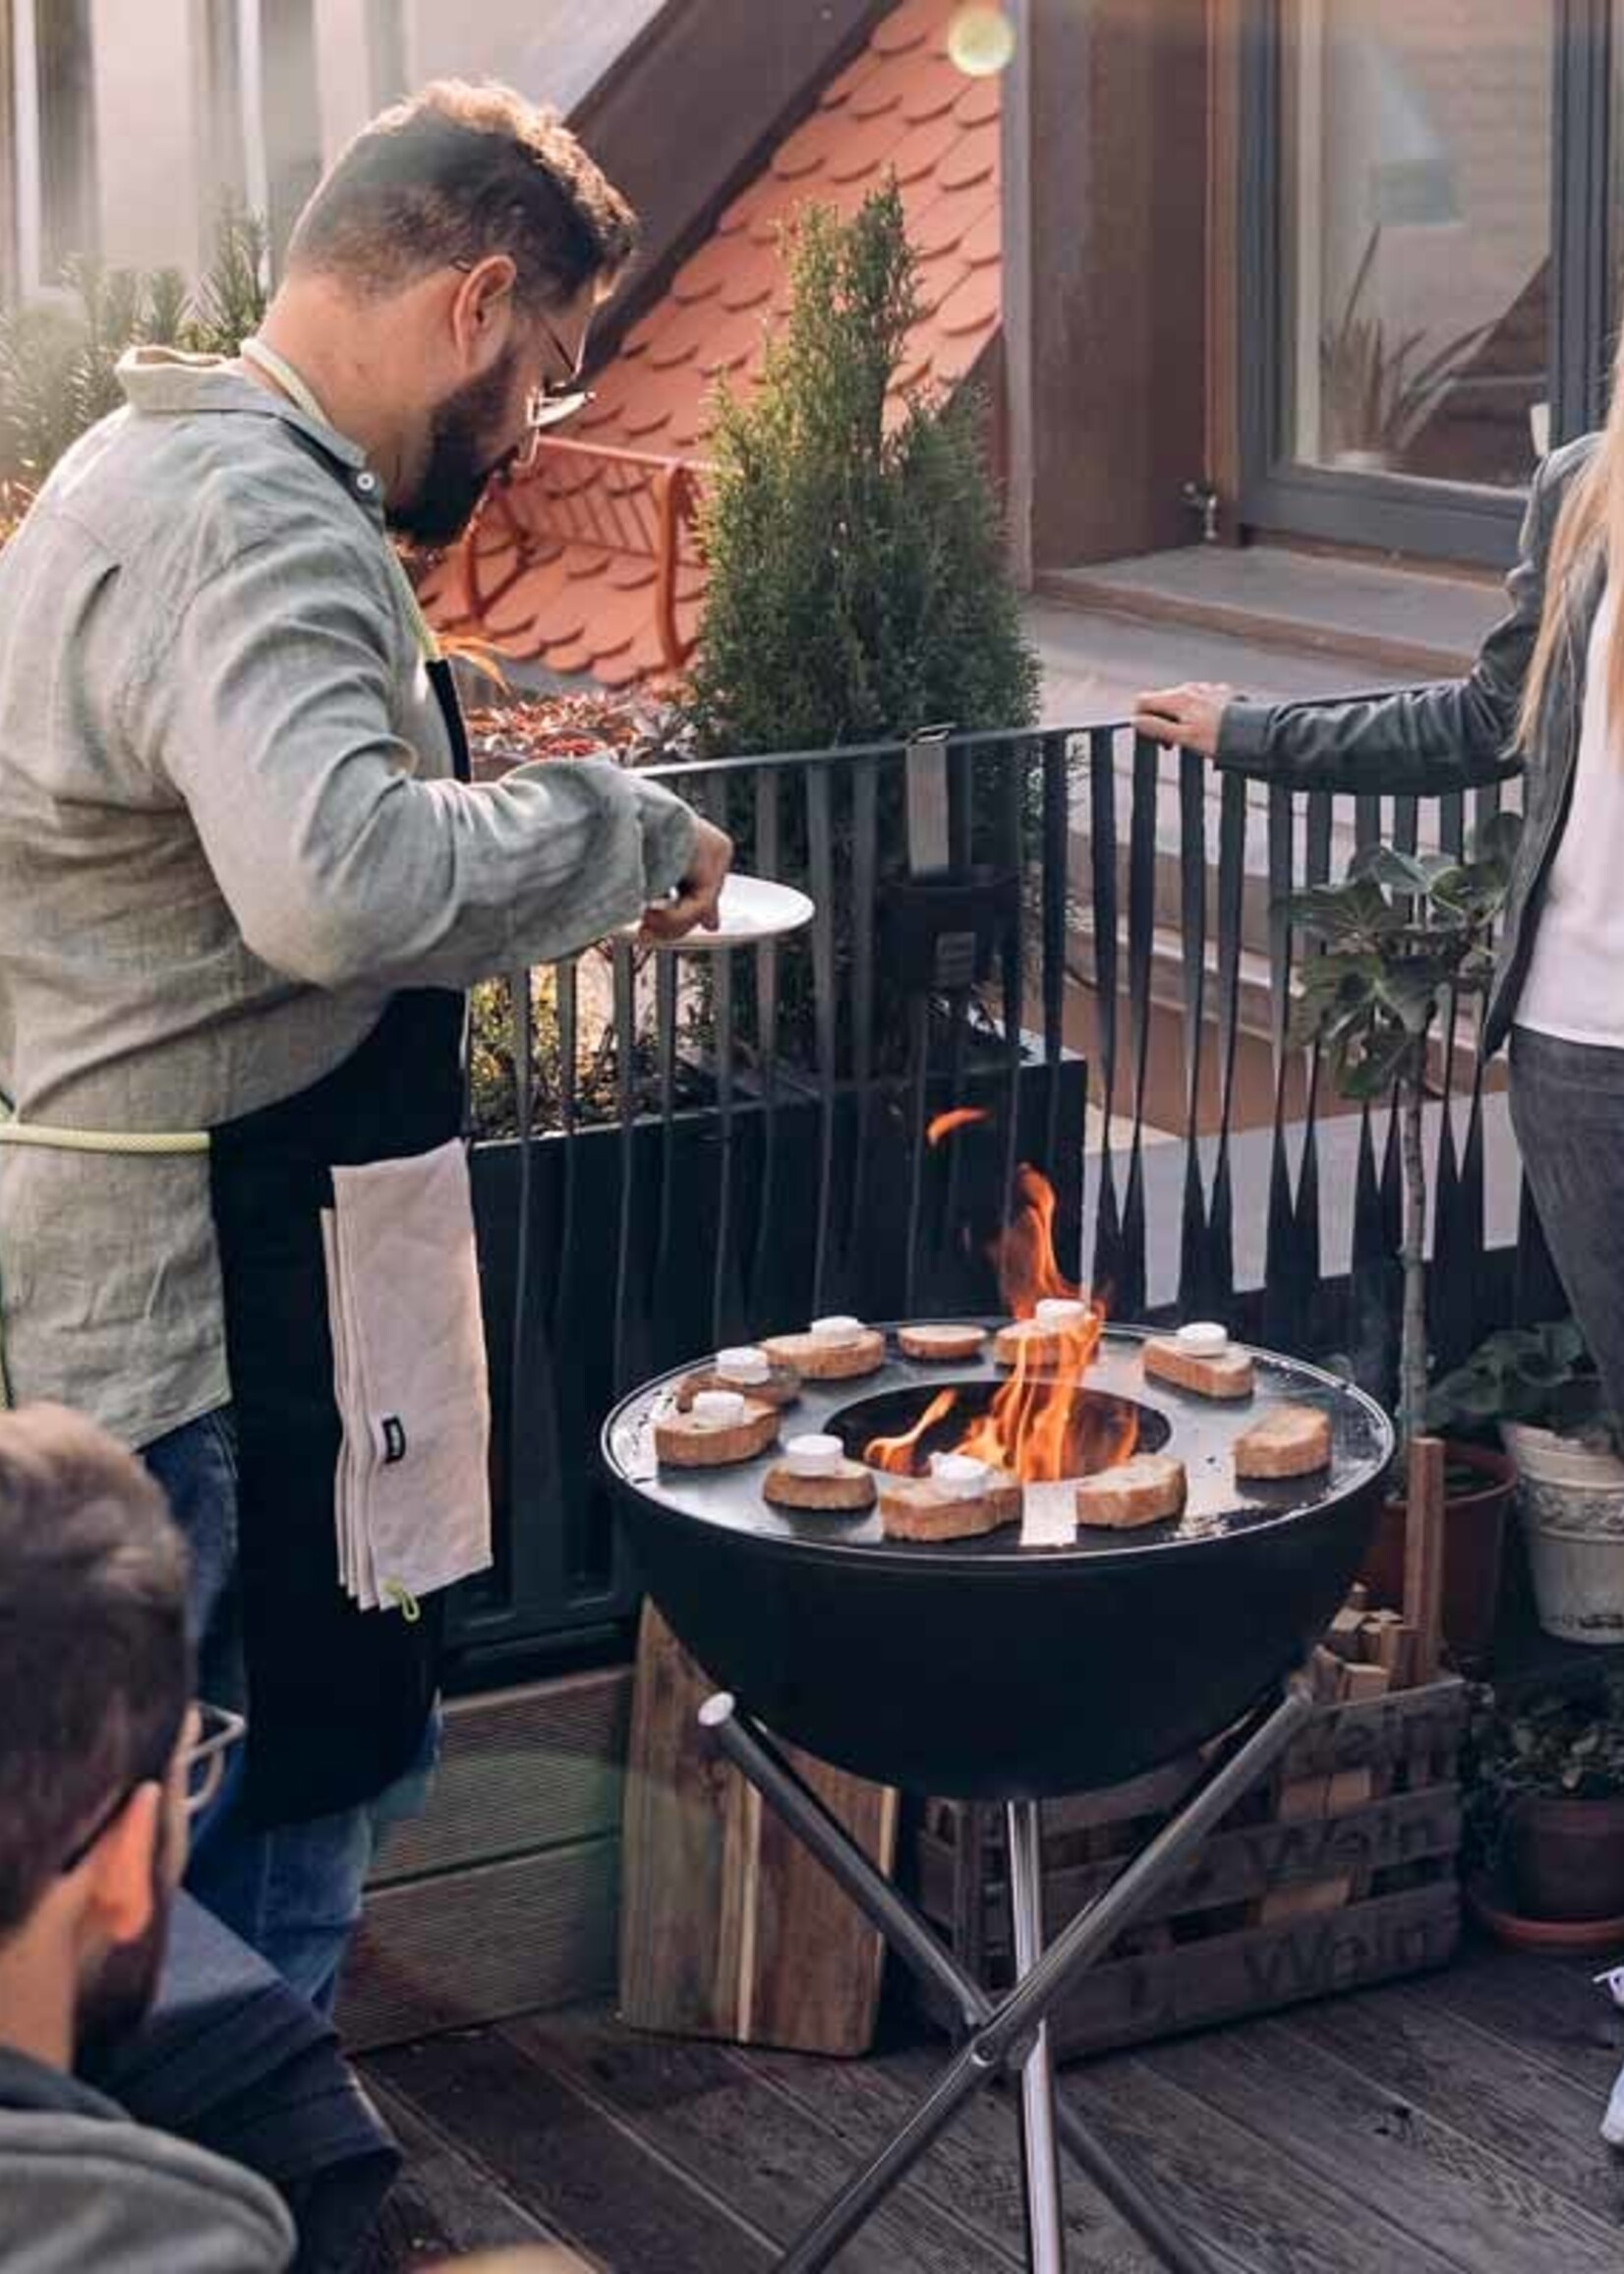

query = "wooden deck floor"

[{"left": 359, "top": 1939, "right": 1624, "bottom": 2272}]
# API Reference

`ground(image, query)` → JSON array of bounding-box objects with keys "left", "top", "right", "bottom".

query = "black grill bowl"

[{"left": 603, "top": 1327, "right": 1393, "bottom": 1798}]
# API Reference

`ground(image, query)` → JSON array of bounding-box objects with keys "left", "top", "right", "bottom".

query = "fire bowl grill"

[{"left": 602, "top": 1325, "right": 1393, "bottom": 1798}]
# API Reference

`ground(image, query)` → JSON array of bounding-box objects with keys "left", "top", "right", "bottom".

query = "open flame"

[
  {"left": 994, "top": 1164, "right": 1084, "bottom": 1315},
  {"left": 865, "top": 1386, "right": 960, "bottom": 1474},
  {"left": 867, "top": 1145, "right": 1138, "bottom": 1485},
  {"left": 926, "top": 1106, "right": 991, "bottom": 1148}
]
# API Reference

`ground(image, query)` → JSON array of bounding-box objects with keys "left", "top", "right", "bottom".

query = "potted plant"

[
  {"left": 1431, "top": 1321, "right": 1624, "bottom": 1646},
  {"left": 1289, "top": 817, "right": 1525, "bottom": 1667},
  {"left": 683, "top": 177, "right": 1042, "bottom": 1079},
  {"left": 1319, "top": 226, "right": 1491, "bottom": 472},
  {"left": 1465, "top": 1669, "right": 1624, "bottom": 1940}
]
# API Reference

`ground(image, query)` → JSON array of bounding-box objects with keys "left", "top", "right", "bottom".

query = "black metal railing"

[{"left": 446, "top": 716, "right": 1557, "bottom": 1677}]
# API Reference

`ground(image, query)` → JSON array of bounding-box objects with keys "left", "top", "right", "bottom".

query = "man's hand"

[
  {"left": 638, "top": 816, "right": 733, "bottom": 943},
  {"left": 1131, "top": 681, "right": 1236, "bottom": 758}
]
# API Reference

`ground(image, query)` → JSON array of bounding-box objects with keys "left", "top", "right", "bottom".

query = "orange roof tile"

[
  {"left": 871, "top": 0, "right": 946, "bottom": 54},
  {"left": 425, "top": 0, "right": 1005, "bottom": 689},
  {"left": 954, "top": 72, "right": 1001, "bottom": 127},
  {"left": 820, "top": 47, "right": 887, "bottom": 111},
  {"left": 849, "top": 69, "right": 905, "bottom": 122},
  {"left": 891, "top": 111, "right": 962, "bottom": 185},
  {"left": 936, "top": 260, "right": 1000, "bottom": 339},
  {"left": 939, "top": 120, "right": 998, "bottom": 192},
  {"left": 826, "top": 108, "right": 911, "bottom": 184},
  {"left": 899, "top": 70, "right": 957, "bottom": 125}
]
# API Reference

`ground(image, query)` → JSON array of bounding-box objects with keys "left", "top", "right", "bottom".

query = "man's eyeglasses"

[
  {"left": 518, "top": 306, "right": 593, "bottom": 461},
  {"left": 184, "top": 1702, "right": 247, "bottom": 1819},
  {"left": 447, "top": 262, "right": 594, "bottom": 461},
  {"left": 57, "top": 1702, "right": 248, "bottom": 1876}
]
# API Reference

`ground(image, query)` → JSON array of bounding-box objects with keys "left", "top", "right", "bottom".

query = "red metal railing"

[{"left": 453, "top": 437, "right": 711, "bottom": 675}]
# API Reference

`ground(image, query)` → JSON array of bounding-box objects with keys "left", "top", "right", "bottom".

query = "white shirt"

[{"left": 1518, "top": 581, "right": 1624, "bottom": 1046}]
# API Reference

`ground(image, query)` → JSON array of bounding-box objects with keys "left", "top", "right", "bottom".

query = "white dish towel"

[{"left": 320, "top": 1137, "right": 493, "bottom": 1614}]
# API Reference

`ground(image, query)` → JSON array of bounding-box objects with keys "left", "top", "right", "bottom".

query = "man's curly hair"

[{"left": 288, "top": 80, "right": 639, "bottom": 312}]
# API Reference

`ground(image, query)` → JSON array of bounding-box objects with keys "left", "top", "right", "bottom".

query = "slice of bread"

[
  {"left": 993, "top": 1319, "right": 1085, "bottom": 1370},
  {"left": 763, "top": 1459, "right": 877, "bottom": 1513},
  {"left": 878, "top": 1471, "right": 1022, "bottom": 1542},
  {"left": 1142, "top": 1336, "right": 1255, "bottom": 1400},
  {"left": 898, "top": 1322, "right": 988, "bottom": 1363},
  {"left": 655, "top": 1399, "right": 779, "bottom": 1469},
  {"left": 762, "top": 1327, "right": 887, "bottom": 1380},
  {"left": 1074, "top": 1453, "right": 1188, "bottom": 1530},
  {"left": 1235, "top": 1404, "right": 1332, "bottom": 1480},
  {"left": 675, "top": 1361, "right": 801, "bottom": 1411}
]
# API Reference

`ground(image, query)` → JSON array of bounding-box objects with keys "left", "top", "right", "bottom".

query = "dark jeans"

[
  {"left": 142, "top": 1406, "right": 436, "bottom": 2012},
  {"left": 1509, "top": 1026, "right": 1624, "bottom": 1422}
]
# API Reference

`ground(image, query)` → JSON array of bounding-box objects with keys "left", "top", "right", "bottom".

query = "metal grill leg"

[
  {"left": 701, "top": 1681, "right": 1312, "bottom": 2273},
  {"left": 1007, "top": 1799, "right": 1067, "bottom": 2273}
]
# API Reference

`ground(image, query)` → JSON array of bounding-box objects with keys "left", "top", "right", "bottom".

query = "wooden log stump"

[{"left": 617, "top": 1603, "right": 898, "bottom": 2057}]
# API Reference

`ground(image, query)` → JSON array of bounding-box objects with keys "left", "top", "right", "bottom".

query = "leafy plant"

[
  {"left": 1464, "top": 1670, "right": 1624, "bottom": 1875},
  {"left": 1287, "top": 813, "right": 1523, "bottom": 1447},
  {"left": 682, "top": 179, "right": 1039, "bottom": 1075},
  {"left": 0, "top": 202, "right": 266, "bottom": 494},
  {"left": 685, "top": 179, "right": 1038, "bottom": 755},
  {"left": 1320, "top": 226, "right": 1490, "bottom": 463},
  {"left": 1427, "top": 1319, "right": 1618, "bottom": 1450},
  {"left": 182, "top": 204, "right": 270, "bottom": 358}
]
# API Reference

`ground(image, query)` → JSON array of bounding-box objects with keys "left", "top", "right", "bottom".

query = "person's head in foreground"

[
  {"left": 0, "top": 1405, "right": 196, "bottom": 2073},
  {"left": 269, "top": 78, "right": 639, "bottom": 548}
]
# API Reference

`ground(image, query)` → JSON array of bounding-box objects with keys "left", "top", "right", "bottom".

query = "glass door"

[{"left": 1243, "top": 0, "right": 1575, "bottom": 562}]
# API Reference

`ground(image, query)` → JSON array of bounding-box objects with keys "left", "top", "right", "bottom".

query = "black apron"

[{"left": 208, "top": 660, "right": 471, "bottom": 1828}]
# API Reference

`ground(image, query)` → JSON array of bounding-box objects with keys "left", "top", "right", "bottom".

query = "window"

[
  {"left": 1241, "top": 0, "right": 1613, "bottom": 564},
  {"left": 261, "top": 0, "right": 320, "bottom": 262},
  {"left": 1284, "top": 2, "right": 1551, "bottom": 489},
  {"left": 9, "top": 0, "right": 96, "bottom": 294}
]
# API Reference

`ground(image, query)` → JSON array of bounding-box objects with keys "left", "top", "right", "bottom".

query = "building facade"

[
  {"left": 8, "top": 0, "right": 1621, "bottom": 585},
  {"left": 0, "top": 0, "right": 663, "bottom": 299},
  {"left": 1005, "top": 0, "right": 1624, "bottom": 577}
]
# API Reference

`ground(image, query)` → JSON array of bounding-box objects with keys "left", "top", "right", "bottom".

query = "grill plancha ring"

[{"left": 603, "top": 1323, "right": 1394, "bottom": 1797}]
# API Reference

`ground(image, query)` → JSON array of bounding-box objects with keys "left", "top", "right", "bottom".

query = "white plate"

[{"left": 635, "top": 874, "right": 815, "bottom": 951}]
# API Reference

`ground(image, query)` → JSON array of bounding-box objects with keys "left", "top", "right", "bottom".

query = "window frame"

[{"left": 1237, "top": 0, "right": 1615, "bottom": 565}]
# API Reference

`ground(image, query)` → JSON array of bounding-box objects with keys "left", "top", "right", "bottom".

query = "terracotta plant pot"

[
  {"left": 1466, "top": 1869, "right": 1624, "bottom": 1953},
  {"left": 1359, "top": 1440, "right": 1515, "bottom": 1671},
  {"left": 1506, "top": 1792, "right": 1624, "bottom": 1922}
]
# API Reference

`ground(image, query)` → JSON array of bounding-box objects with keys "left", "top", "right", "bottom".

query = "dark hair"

[
  {"left": 0, "top": 1406, "right": 190, "bottom": 1936},
  {"left": 287, "top": 80, "right": 639, "bottom": 312}
]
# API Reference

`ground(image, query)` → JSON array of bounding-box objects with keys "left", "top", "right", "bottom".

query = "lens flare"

[{"left": 948, "top": 4, "right": 1016, "bottom": 79}]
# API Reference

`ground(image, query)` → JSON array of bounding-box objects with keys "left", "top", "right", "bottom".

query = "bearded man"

[{"left": 0, "top": 83, "right": 728, "bottom": 2003}]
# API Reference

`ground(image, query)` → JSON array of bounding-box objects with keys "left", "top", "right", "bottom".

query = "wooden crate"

[{"left": 912, "top": 1674, "right": 1468, "bottom": 2062}]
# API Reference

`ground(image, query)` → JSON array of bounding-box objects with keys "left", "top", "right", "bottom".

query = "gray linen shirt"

[{"left": 0, "top": 349, "right": 696, "bottom": 1447}]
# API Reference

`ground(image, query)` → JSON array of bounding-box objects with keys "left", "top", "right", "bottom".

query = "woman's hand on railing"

[
  {"left": 639, "top": 815, "right": 733, "bottom": 943},
  {"left": 1131, "top": 681, "right": 1236, "bottom": 757}
]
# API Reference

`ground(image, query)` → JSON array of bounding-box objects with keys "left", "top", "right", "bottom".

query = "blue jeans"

[
  {"left": 142, "top": 1406, "right": 436, "bottom": 2012},
  {"left": 1510, "top": 1028, "right": 1624, "bottom": 1422}
]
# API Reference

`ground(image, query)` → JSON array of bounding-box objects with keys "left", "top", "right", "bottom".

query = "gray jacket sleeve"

[
  {"left": 1214, "top": 455, "right": 1566, "bottom": 794},
  {"left": 0, "top": 2116, "right": 295, "bottom": 2273},
  {"left": 148, "top": 522, "right": 698, "bottom": 993}
]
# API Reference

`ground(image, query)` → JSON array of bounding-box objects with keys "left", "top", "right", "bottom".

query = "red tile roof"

[{"left": 418, "top": 0, "right": 1004, "bottom": 691}]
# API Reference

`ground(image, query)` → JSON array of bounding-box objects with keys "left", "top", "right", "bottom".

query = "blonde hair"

[{"left": 1517, "top": 336, "right": 1624, "bottom": 750}]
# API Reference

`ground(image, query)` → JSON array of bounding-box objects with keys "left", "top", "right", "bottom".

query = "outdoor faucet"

[{"left": 1182, "top": 479, "right": 1221, "bottom": 544}]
